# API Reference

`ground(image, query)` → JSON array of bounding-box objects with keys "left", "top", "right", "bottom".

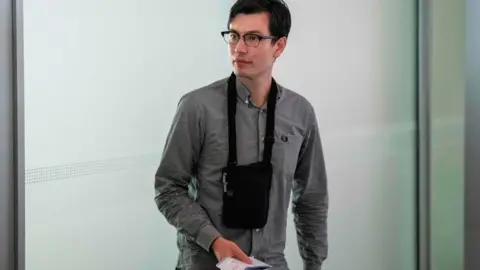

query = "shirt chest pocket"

[{"left": 272, "top": 133, "right": 304, "bottom": 177}]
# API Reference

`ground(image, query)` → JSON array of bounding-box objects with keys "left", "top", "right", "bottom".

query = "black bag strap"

[
  {"left": 227, "top": 72, "right": 278, "bottom": 167},
  {"left": 227, "top": 74, "right": 238, "bottom": 167},
  {"left": 263, "top": 75, "right": 277, "bottom": 163}
]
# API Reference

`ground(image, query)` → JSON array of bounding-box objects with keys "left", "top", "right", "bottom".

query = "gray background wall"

[
  {"left": 465, "top": 0, "right": 480, "bottom": 269},
  {"left": 0, "top": 0, "right": 15, "bottom": 269}
]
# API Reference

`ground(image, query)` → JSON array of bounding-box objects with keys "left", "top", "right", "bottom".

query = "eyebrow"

[{"left": 229, "top": 29, "right": 265, "bottom": 35}]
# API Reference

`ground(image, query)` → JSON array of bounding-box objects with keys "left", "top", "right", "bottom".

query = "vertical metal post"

[
  {"left": 417, "top": 0, "right": 431, "bottom": 269},
  {"left": 0, "top": 0, "right": 18, "bottom": 269},
  {"left": 13, "top": 0, "right": 25, "bottom": 269},
  {"left": 465, "top": 0, "right": 480, "bottom": 269}
]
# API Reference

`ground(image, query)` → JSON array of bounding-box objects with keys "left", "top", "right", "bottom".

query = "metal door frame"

[
  {"left": 465, "top": 0, "right": 480, "bottom": 269},
  {"left": 416, "top": 0, "right": 431, "bottom": 269},
  {"left": 0, "top": 0, "right": 25, "bottom": 269},
  {"left": 0, "top": 0, "right": 16, "bottom": 266}
]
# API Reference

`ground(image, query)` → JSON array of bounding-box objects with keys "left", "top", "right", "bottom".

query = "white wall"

[{"left": 23, "top": 1, "right": 417, "bottom": 269}]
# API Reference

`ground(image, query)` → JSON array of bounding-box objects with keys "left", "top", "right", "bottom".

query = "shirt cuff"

[{"left": 196, "top": 224, "right": 222, "bottom": 251}]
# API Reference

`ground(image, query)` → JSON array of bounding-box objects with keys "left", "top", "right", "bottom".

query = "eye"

[
  {"left": 229, "top": 32, "right": 239, "bottom": 40},
  {"left": 245, "top": 34, "right": 260, "bottom": 42}
]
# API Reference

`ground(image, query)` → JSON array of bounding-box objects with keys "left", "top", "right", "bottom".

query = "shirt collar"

[{"left": 235, "top": 77, "right": 283, "bottom": 106}]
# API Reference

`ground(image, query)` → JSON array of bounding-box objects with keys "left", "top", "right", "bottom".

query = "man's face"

[{"left": 228, "top": 12, "right": 286, "bottom": 79}]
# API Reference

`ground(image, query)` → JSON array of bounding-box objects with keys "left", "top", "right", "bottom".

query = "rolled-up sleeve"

[
  {"left": 292, "top": 106, "right": 328, "bottom": 270},
  {"left": 154, "top": 94, "right": 221, "bottom": 251}
]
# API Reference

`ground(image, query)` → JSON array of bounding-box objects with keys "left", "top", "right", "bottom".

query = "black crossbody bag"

[{"left": 222, "top": 73, "right": 278, "bottom": 229}]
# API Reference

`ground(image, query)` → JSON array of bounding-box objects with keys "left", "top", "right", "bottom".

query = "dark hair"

[{"left": 228, "top": 0, "right": 292, "bottom": 39}]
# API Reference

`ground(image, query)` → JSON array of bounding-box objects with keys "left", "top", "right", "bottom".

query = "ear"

[{"left": 273, "top": 37, "right": 287, "bottom": 58}]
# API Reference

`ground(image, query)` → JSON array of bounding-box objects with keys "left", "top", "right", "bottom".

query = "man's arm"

[
  {"left": 154, "top": 94, "right": 221, "bottom": 251},
  {"left": 292, "top": 106, "right": 328, "bottom": 270}
]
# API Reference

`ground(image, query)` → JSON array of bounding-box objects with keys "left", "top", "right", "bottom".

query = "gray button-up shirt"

[{"left": 154, "top": 76, "right": 328, "bottom": 270}]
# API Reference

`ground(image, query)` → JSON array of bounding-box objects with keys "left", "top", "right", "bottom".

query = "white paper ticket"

[{"left": 216, "top": 257, "right": 272, "bottom": 270}]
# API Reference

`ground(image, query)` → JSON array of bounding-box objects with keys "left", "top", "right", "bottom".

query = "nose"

[{"left": 234, "top": 38, "right": 248, "bottom": 53}]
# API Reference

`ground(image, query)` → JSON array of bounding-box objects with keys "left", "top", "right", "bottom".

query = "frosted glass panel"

[
  {"left": 429, "top": 1, "right": 465, "bottom": 269},
  {"left": 276, "top": 2, "right": 416, "bottom": 270},
  {"left": 23, "top": 1, "right": 416, "bottom": 270},
  {"left": 24, "top": 1, "right": 231, "bottom": 269}
]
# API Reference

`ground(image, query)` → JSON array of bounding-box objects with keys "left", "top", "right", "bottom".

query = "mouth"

[{"left": 234, "top": 60, "right": 252, "bottom": 65}]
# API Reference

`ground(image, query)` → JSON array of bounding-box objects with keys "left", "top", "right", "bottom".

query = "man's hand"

[{"left": 211, "top": 237, "right": 252, "bottom": 264}]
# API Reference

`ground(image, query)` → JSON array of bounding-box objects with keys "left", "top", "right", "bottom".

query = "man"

[{"left": 154, "top": 0, "right": 328, "bottom": 269}]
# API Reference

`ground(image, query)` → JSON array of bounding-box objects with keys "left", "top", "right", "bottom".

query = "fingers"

[
  {"left": 212, "top": 238, "right": 252, "bottom": 264},
  {"left": 213, "top": 250, "right": 222, "bottom": 262},
  {"left": 233, "top": 246, "right": 252, "bottom": 264}
]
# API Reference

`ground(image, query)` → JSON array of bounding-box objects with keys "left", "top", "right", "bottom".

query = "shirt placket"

[{"left": 251, "top": 103, "right": 267, "bottom": 256}]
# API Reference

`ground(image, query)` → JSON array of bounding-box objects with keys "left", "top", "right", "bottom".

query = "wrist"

[{"left": 211, "top": 236, "right": 224, "bottom": 251}]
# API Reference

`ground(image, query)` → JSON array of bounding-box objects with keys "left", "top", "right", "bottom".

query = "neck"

[{"left": 239, "top": 73, "right": 272, "bottom": 107}]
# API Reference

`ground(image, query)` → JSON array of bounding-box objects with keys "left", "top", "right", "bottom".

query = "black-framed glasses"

[{"left": 221, "top": 31, "right": 278, "bottom": 47}]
